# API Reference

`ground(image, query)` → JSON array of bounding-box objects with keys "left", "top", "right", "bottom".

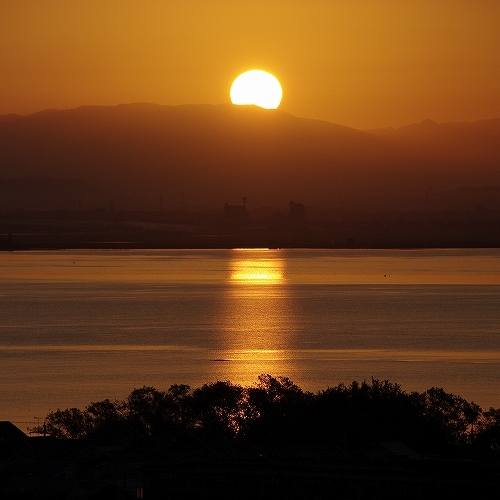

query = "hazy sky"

[{"left": 2, "top": 0, "right": 499, "bottom": 129}]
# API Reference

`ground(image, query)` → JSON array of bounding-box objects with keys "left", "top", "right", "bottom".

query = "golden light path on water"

[
  {"left": 209, "top": 249, "right": 298, "bottom": 385},
  {"left": 230, "top": 251, "right": 285, "bottom": 284}
]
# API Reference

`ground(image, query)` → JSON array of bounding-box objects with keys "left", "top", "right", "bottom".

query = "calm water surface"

[{"left": 1, "top": 248, "right": 499, "bottom": 429}]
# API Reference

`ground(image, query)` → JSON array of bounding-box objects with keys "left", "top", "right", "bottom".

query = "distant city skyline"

[{"left": 2, "top": 1, "right": 500, "bottom": 129}]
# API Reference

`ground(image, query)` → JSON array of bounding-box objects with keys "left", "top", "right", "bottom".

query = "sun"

[{"left": 230, "top": 70, "right": 282, "bottom": 110}]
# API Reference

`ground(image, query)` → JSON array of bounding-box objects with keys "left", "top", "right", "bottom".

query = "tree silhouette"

[
  {"left": 311, "top": 379, "right": 427, "bottom": 447},
  {"left": 127, "top": 386, "right": 168, "bottom": 437},
  {"left": 86, "top": 398, "right": 124, "bottom": 427},
  {"left": 164, "top": 384, "right": 192, "bottom": 430},
  {"left": 476, "top": 407, "right": 500, "bottom": 451},
  {"left": 41, "top": 407, "right": 90, "bottom": 439},
  {"left": 244, "top": 375, "right": 312, "bottom": 445},
  {"left": 190, "top": 381, "right": 244, "bottom": 435},
  {"left": 29, "top": 375, "right": 495, "bottom": 456},
  {"left": 422, "top": 387, "right": 482, "bottom": 446}
]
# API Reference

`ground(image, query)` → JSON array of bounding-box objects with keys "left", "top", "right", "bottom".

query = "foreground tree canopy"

[{"left": 30, "top": 376, "right": 500, "bottom": 455}]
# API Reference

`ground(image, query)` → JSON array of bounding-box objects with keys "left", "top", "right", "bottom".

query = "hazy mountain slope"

[
  {"left": 366, "top": 119, "right": 500, "bottom": 188},
  {"left": 0, "top": 177, "right": 101, "bottom": 211},
  {"left": 0, "top": 104, "right": 498, "bottom": 211}
]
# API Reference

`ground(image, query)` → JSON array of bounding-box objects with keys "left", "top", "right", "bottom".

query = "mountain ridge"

[
  {"left": 0, "top": 103, "right": 498, "bottom": 211},
  {"left": 4, "top": 102, "right": 499, "bottom": 137}
]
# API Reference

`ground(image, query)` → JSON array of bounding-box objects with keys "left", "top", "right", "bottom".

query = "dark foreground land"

[
  {"left": 1, "top": 205, "right": 500, "bottom": 250},
  {"left": 3, "top": 377, "right": 500, "bottom": 498}
]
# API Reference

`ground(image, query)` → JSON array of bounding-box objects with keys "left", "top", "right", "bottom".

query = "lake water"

[{"left": 1, "top": 248, "right": 499, "bottom": 431}]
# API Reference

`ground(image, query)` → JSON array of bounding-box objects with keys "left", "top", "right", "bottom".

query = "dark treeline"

[{"left": 30, "top": 375, "right": 500, "bottom": 456}]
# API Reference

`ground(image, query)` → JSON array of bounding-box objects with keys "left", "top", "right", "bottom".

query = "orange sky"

[{"left": 2, "top": 0, "right": 499, "bottom": 129}]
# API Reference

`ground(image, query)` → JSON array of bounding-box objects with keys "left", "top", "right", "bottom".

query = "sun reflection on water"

[
  {"left": 230, "top": 256, "right": 284, "bottom": 285},
  {"left": 211, "top": 249, "right": 298, "bottom": 385}
]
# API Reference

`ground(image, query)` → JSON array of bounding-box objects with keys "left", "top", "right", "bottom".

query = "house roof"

[
  {"left": 361, "top": 441, "right": 421, "bottom": 461},
  {"left": 0, "top": 421, "right": 29, "bottom": 444}
]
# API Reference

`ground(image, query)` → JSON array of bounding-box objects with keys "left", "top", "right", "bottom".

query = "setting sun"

[{"left": 230, "top": 70, "right": 282, "bottom": 110}]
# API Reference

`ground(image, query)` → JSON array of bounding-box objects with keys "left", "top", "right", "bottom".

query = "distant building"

[
  {"left": 223, "top": 197, "right": 248, "bottom": 220},
  {"left": 289, "top": 201, "right": 306, "bottom": 221}
]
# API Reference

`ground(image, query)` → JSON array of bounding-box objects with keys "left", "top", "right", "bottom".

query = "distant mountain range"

[{"left": 1, "top": 103, "right": 499, "bottom": 211}]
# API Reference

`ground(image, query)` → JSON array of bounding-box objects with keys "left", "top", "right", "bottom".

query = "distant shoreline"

[{"left": 2, "top": 206, "right": 500, "bottom": 251}]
